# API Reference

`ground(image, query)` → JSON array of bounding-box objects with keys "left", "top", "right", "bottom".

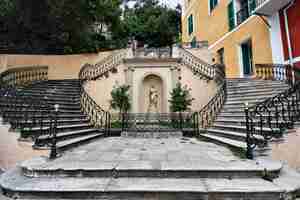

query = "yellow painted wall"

[
  {"left": 182, "top": 0, "right": 231, "bottom": 44},
  {"left": 182, "top": 0, "right": 273, "bottom": 78},
  {"left": 211, "top": 16, "right": 273, "bottom": 78},
  {"left": 0, "top": 50, "right": 116, "bottom": 80}
]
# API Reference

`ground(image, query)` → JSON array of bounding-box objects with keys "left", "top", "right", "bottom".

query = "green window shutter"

[
  {"left": 248, "top": 0, "right": 256, "bottom": 13},
  {"left": 210, "top": 0, "right": 214, "bottom": 11},
  {"left": 227, "top": 1, "right": 235, "bottom": 31},
  {"left": 191, "top": 37, "right": 197, "bottom": 48},
  {"left": 210, "top": 0, "right": 218, "bottom": 12},
  {"left": 188, "top": 15, "right": 193, "bottom": 35}
]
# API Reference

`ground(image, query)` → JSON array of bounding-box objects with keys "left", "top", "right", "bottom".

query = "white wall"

[{"left": 269, "top": 12, "right": 285, "bottom": 64}]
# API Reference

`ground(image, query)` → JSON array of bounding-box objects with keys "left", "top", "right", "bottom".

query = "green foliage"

[
  {"left": 169, "top": 83, "right": 194, "bottom": 112},
  {"left": 110, "top": 84, "right": 131, "bottom": 114},
  {"left": 123, "top": 0, "right": 182, "bottom": 47},
  {"left": 0, "top": 0, "right": 124, "bottom": 54}
]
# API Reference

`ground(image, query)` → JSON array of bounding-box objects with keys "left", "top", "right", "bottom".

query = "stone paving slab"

[
  {"left": 21, "top": 137, "right": 283, "bottom": 178},
  {"left": 1, "top": 168, "right": 284, "bottom": 194}
]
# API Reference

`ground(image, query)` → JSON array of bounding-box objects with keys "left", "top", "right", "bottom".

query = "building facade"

[
  {"left": 182, "top": 0, "right": 298, "bottom": 78},
  {"left": 254, "top": 0, "right": 300, "bottom": 68}
]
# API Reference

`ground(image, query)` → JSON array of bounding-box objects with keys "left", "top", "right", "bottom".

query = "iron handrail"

[
  {"left": 80, "top": 89, "right": 111, "bottom": 136},
  {"left": 245, "top": 65, "right": 300, "bottom": 159},
  {"left": 194, "top": 81, "right": 227, "bottom": 130}
]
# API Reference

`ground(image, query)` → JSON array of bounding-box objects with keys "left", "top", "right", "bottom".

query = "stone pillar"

[
  {"left": 0, "top": 55, "right": 7, "bottom": 73},
  {"left": 170, "top": 65, "right": 181, "bottom": 88},
  {"left": 126, "top": 66, "right": 135, "bottom": 113}
]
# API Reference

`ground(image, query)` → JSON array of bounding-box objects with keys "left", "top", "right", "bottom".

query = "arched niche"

[{"left": 139, "top": 74, "right": 165, "bottom": 113}]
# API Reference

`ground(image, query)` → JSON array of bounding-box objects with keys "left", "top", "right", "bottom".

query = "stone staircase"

[
  {"left": 0, "top": 79, "right": 104, "bottom": 152},
  {"left": 201, "top": 78, "right": 291, "bottom": 154},
  {"left": 1, "top": 137, "right": 300, "bottom": 200}
]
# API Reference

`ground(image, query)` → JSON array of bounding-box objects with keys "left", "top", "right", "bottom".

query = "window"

[
  {"left": 210, "top": 0, "right": 218, "bottom": 12},
  {"left": 227, "top": 1, "right": 235, "bottom": 31},
  {"left": 188, "top": 14, "right": 194, "bottom": 35},
  {"left": 248, "top": 0, "right": 256, "bottom": 13}
]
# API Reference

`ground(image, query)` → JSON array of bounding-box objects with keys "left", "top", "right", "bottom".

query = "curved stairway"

[
  {"left": 201, "top": 78, "right": 291, "bottom": 154},
  {"left": 1, "top": 79, "right": 104, "bottom": 152}
]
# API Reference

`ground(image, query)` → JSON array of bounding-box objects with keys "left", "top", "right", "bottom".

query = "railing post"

[
  {"left": 244, "top": 102, "right": 254, "bottom": 160},
  {"left": 50, "top": 104, "right": 59, "bottom": 160},
  {"left": 179, "top": 112, "right": 183, "bottom": 130},
  {"left": 122, "top": 112, "right": 125, "bottom": 132}
]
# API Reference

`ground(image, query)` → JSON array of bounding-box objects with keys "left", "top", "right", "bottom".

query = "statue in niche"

[{"left": 147, "top": 85, "right": 159, "bottom": 113}]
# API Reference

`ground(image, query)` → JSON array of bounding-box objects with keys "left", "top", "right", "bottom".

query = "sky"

[
  {"left": 160, "top": 0, "right": 182, "bottom": 8},
  {"left": 127, "top": 0, "right": 182, "bottom": 8}
]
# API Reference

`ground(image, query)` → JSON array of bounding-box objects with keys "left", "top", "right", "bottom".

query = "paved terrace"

[{"left": 22, "top": 137, "right": 281, "bottom": 177}]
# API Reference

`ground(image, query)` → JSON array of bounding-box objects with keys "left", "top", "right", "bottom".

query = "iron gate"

[{"left": 121, "top": 113, "right": 198, "bottom": 133}]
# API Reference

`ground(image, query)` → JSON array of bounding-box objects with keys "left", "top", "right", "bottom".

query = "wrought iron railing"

[
  {"left": 80, "top": 89, "right": 111, "bottom": 136},
  {"left": 255, "top": 63, "right": 293, "bottom": 84},
  {"left": 79, "top": 49, "right": 127, "bottom": 81},
  {"left": 245, "top": 65, "right": 300, "bottom": 159},
  {"left": 0, "top": 66, "right": 60, "bottom": 158},
  {"left": 79, "top": 51, "right": 125, "bottom": 135},
  {"left": 121, "top": 112, "right": 196, "bottom": 133},
  {"left": 178, "top": 48, "right": 215, "bottom": 80},
  {"left": 194, "top": 81, "right": 227, "bottom": 130}
]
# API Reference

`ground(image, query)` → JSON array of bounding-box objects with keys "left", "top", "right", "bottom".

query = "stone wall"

[{"left": 84, "top": 58, "right": 219, "bottom": 113}]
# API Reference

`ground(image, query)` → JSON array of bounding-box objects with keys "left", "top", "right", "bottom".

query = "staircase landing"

[{"left": 2, "top": 137, "right": 300, "bottom": 199}]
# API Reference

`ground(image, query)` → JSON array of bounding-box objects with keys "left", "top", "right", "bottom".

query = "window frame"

[
  {"left": 188, "top": 14, "right": 194, "bottom": 35},
  {"left": 209, "top": 0, "right": 219, "bottom": 13}
]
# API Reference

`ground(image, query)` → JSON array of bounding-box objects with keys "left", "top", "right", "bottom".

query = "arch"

[{"left": 139, "top": 73, "right": 166, "bottom": 113}]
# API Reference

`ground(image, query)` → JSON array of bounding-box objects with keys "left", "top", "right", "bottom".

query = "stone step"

[
  {"left": 56, "top": 133, "right": 105, "bottom": 152},
  {"left": 2, "top": 110, "right": 85, "bottom": 118},
  {"left": 200, "top": 133, "right": 247, "bottom": 150},
  {"left": 207, "top": 128, "right": 264, "bottom": 142},
  {"left": 20, "top": 155, "right": 282, "bottom": 179},
  {"left": 20, "top": 123, "right": 94, "bottom": 137},
  {"left": 227, "top": 93, "right": 286, "bottom": 102},
  {"left": 227, "top": 80, "right": 287, "bottom": 86},
  {"left": 21, "top": 93, "right": 80, "bottom": 101},
  {"left": 19, "top": 118, "right": 90, "bottom": 127},
  {"left": 226, "top": 79, "right": 286, "bottom": 84},
  {"left": 225, "top": 98, "right": 275, "bottom": 106},
  {"left": 0, "top": 100, "right": 81, "bottom": 108},
  {"left": 39, "top": 82, "right": 81, "bottom": 87},
  {"left": 35, "top": 128, "right": 100, "bottom": 144},
  {"left": 1, "top": 168, "right": 285, "bottom": 200},
  {"left": 212, "top": 124, "right": 281, "bottom": 135},
  {"left": 121, "top": 131, "right": 183, "bottom": 138},
  {"left": 17, "top": 90, "right": 81, "bottom": 99},
  {"left": 227, "top": 84, "right": 289, "bottom": 92},
  {"left": 21, "top": 87, "right": 80, "bottom": 95},
  {"left": 216, "top": 117, "right": 293, "bottom": 126},
  {"left": 227, "top": 88, "right": 288, "bottom": 97},
  {"left": 227, "top": 82, "right": 287, "bottom": 88}
]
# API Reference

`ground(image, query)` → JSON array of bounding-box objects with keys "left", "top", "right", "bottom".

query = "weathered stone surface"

[{"left": 20, "top": 138, "right": 282, "bottom": 178}]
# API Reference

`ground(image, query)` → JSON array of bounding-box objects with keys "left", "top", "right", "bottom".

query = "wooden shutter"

[{"left": 227, "top": 1, "right": 235, "bottom": 31}]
